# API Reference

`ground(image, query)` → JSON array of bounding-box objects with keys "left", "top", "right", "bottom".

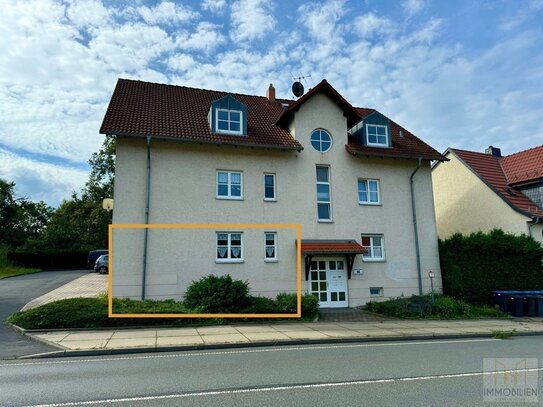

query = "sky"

[{"left": 1, "top": 0, "right": 543, "bottom": 207}]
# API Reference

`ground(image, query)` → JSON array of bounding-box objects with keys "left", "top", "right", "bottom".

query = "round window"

[{"left": 310, "top": 129, "right": 332, "bottom": 153}]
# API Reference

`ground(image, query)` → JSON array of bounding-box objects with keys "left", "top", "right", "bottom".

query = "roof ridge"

[
  {"left": 503, "top": 144, "right": 543, "bottom": 159},
  {"left": 117, "top": 78, "right": 295, "bottom": 102}
]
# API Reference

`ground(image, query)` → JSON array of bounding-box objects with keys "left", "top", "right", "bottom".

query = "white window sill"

[
  {"left": 362, "top": 258, "right": 386, "bottom": 263},
  {"left": 216, "top": 196, "right": 244, "bottom": 201},
  {"left": 264, "top": 198, "right": 277, "bottom": 202},
  {"left": 358, "top": 202, "right": 382, "bottom": 206},
  {"left": 264, "top": 259, "right": 278, "bottom": 263},
  {"left": 318, "top": 219, "right": 333, "bottom": 223},
  {"left": 214, "top": 130, "right": 245, "bottom": 136},
  {"left": 215, "top": 259, "right": 244, "bottom": 264}
]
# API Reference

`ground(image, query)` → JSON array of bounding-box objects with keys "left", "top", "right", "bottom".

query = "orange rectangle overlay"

[{"left": 108, "top": 223, "right": 302, "bottom": 318}]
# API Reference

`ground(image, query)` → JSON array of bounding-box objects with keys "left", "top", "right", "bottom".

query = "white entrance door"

[{"left": 309, "top": 259, "right": 348, "bottom": 308}]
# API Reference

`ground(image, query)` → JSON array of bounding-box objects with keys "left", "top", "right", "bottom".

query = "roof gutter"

[
  {"left": 410, "top": 157, "right": 423, "bottom": 295},
  {"left": 141, "top": 136, "right": 151, "bottom": 300}
]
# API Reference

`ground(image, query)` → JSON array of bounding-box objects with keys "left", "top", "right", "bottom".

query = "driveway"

[{"left": 0, "top": 269, "right": 88, "bottom": 359}]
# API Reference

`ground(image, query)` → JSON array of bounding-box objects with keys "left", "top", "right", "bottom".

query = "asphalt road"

[
  {"left": 0, "top": 269, "right": 88, "bottom": 359},
  {"left": 1, "top": 336, "right": 542, "bottom": 406}
]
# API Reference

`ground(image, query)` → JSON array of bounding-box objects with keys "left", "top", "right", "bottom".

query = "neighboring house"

[
  {"left": 432, "top": 146, "right": 543, "bottom": 244},
  {"left": 100, "top": 78, "right": 446, "bottom": 308}
]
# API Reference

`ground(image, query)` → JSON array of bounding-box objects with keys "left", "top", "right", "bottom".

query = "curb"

[{"left": 17, "top": 331, "right": 543, "bottom": 359}]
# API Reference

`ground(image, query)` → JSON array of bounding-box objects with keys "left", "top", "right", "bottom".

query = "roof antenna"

[{"left": 291, "top": 73, "right": 311, "bottom": 98}]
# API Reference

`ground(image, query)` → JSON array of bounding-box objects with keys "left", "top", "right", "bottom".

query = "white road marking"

[
  {"left": 20, "top": 367, "right": 543, "bottom": 407},
  {"left": 0, "top": 338, "right": 497, "bottom": 367}
]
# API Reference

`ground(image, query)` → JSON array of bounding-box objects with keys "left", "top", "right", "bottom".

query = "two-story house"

[
  {"left": 100, "top": 78, "right": 446, "bottom": 308},
  {"left": 432, "top": 145, "right": 543, "bottom": 244}
]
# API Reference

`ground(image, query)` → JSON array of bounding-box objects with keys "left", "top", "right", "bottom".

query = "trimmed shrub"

[
  {"left": 7, "top": 250, "right": 88, "bottom": 270},
  {"left": 276, "top": 293, "right": 320, "bottom": 319},
  {"left": 241, "top": 296, "right": 279, "bottom": 313},
  {"left": 439, "top": 229, "right": 543, "bottom": 304},
  {"left": 184, "top": 274, "right": 251, "bottom": 313}
]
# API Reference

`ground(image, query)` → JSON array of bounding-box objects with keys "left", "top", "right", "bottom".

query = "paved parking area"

[
  {"left": 21, "top": 273, "right": 108, "bottom": 311},
  {"left": 30, "top": 318, "right": 543, "bottom": 351}
]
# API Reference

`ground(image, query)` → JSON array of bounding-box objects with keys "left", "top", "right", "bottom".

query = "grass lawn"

[{"left": 0, "top": 266, "right": 42, "bottom": 279}]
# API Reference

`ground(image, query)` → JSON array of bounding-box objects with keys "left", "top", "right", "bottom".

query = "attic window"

[
  {"left": 216, "top": 109, "right": 243, "bottom": 135},
  {"left": 366, "top": 124, "right": 389, "bottom": 147}
]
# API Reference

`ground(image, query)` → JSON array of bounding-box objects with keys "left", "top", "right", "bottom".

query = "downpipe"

[
  {"left": 142, "top": 136, "right": 151, "bottom": 300},
  {"left": 410, "top": 158, "right": 423, "bottom": 295}
]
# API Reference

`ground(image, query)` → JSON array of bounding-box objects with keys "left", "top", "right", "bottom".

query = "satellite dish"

[{"left": 292, "top": 81, "right": 304, "bottom": 97}]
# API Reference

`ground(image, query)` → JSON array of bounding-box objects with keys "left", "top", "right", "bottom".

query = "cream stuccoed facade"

[
  {"left": 432, "top": 152, "right": 543, "bottom": 244},
  {"left": 111, "top": 92, "right": 443, "bottom": 307}
]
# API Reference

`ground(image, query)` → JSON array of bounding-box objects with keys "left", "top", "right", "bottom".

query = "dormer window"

[
  {"left": 366, "top": 124, "right": 389, "bottom": 147},
  {"left": 217, "top": 109, "right": 242, "bottom": 134},
  {"left": 209, "top": 95, "right": 247, "bottom": 135}
]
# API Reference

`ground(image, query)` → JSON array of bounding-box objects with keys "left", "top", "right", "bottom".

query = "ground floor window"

[
  {"left": 361, "top": 235, "right": 385, "bottom": 261},
  {"left": 264, "top": 232, "right": 277, "bottom": 261},
  {"left": 216, "top": 232, "right": 243, "bottom": 262}
]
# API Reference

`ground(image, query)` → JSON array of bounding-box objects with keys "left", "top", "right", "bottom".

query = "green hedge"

[
  {"left": 7, "top": 250, "right": 89, "bottom": 270},
  {"left": 439, "top": 229, "right": 543, "bottom": 304}
]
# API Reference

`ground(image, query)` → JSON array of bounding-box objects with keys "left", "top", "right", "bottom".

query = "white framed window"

[
  {"left": 216, "top": 109, "right": 243, "bottom": 135},
  {"left": 264, "top": 173, "right": 276, "bottom": 201},
  {"left": 216, "top": 232, "right": 243, "bottom": 262},
  {"left": 316, "top": 166, "right": 332, "bottom": 221},
  {"left": 264, "top": 232, "right": 277, "bottom": 261},
  {"left": 358, "top": 179, "right": 380, "bottom": 205},
  {"left": 361, "top": 235, "right": 385, "bottom": 261},
  {"left": 310, "top": 129, "right": 332, "bottom": 153},
  {"left": 366, "top": 124, "right": 389, "bottom": 147},
  {"left": 370, "top": 287, "right": 383, "bottom": 297},
  {"left": 216, "top": 170, "right": 243, "bottom": 200}
]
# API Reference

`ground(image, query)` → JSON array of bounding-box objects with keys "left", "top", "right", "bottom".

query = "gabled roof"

[
  {"left": 447, "top": 148, "right": 543, "bottom": 218},
  {"left": 275, "top": 79, "right": 362, "bottom": 128},
  {"left": 346, "top": 109, "right": 447, "bottom": 162},
  {"left": 100, "top": 79, "right": 303, "bottom": 151},
  {"left": 501, "top": 145, "right": 543, "bottom": 185},
  {"left": 299, "top": 240, "right": 366, "bottom": 255}
]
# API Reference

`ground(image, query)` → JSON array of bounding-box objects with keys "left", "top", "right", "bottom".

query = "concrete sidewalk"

[
  {"left": 21, "top": 273, "right": 107, "bottom": 311},
  {"left": 26, "top": 318, "right": 543, "bottom": 354}
]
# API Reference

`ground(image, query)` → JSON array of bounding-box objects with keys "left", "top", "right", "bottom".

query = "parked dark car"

[
  {"left": 94, "top": 255, "right": 109, "bottom": 274},
  {"left": 87, "top": 250, "right": 108, "bottom": 269}
]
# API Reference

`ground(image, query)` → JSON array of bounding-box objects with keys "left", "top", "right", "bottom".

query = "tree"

[
  {"left": 0, "top": 178, "right": 53, "bottom": 248},
  {"left": 83, "top": 135, "right": 115, "bottom": 202}
]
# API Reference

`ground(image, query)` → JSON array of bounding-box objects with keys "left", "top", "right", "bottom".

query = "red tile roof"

[
  {"left": 449, "top": 148, "right": 543, "bottom": 218},
  {"left": 501, "top": 145, "right": 543, "bottom": 185},
  {"left": 300, "top": 240, "right": 365, "bottom": 254},
  {"left": 346, "top": 109, "right": 447, "bottom": 161},
  {"left": 100, "top": 79, "right": 303, "bottom": 150},
  {"left": 100, "top": 78, "right": 445, "bottom": 161}
]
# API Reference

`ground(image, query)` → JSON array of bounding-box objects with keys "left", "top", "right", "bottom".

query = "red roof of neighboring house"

[
  {"left": 100, "top": 78, "right": 445, "bottom": 161},
  {"left": 100, "top": 79, "right": 303, "bottom": 150},
  {"left": 299, "top": 240, "right": 365, "bottom": 254},
  {"left": 449, "top": 148, "right": 543, "bottom": 218},
  {"left": 501, "top": 145, "right": 543, "bottom": 185}
]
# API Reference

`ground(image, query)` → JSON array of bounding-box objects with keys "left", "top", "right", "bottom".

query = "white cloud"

[
  {"left": 0, "top": 148, "right": 88, "bottom": 207},
  {"left": 202, "top": 0, "right": 227, "bottom": 14},
  {"left": 230, "top": 0, "right": 276, "bottom": 42},
  {"left": 176, "top": 22, "right": 226, "bottom": 54},
  {"left": 402, "top": 0, "right": 427, "bottom": 17},
  {"left": 65, "top": 0, "right": 112, "bottom": 29},
  {"left": 352, "top": 12, "right": 396, "bottom": 39},
  {"left": 136, "top": 1, "right": 199, "bottom": 26}
]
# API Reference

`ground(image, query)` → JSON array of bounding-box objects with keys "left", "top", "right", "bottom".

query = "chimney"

[
  {"left": 485, "top": 146, "right": 502, "bottom": 157},
  {"left": 266, "top": 83, "right": 275, "bottom": 102}
]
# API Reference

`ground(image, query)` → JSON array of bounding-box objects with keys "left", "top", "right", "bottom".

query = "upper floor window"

[
  {"left": 217, "top": 170, "right": 243, "bottom": 199},
  {"left": 316, "top": 166, "right": 332, "bottom": 221},
  {"left": 216, "top": 109, "right": 243, "bottom": 134},
  {"left": 216, "top": 232, "right": 243, "bottom": 262},
  {"left": 361, "top": 235, "right": 385, "bottom": 261},
  {"left": 358, "top": 179, "right": 380, "bottom": 205},
  {"left": 310, "top": 129, "right": 332, "bottom": 153},
  {"left": 264, "top": 173, "right": 276, "bottom": 201},
  {"left": 366, "top": 124, "right": 389, "bottom": 147}
]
